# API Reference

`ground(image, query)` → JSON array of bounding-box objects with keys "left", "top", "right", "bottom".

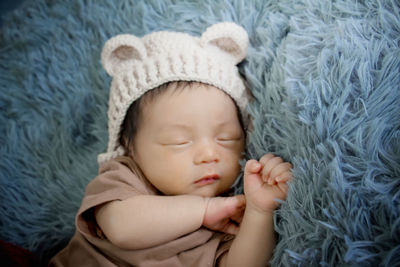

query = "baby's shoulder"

[{"left": 91, "top": 158, "right": 158, "bottom": 196}]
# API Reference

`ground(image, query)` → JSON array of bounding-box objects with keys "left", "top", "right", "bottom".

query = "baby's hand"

[
  {"left": 244, "top": 154, "right": 292, "bottom": 214},
  {"left": 202, "top": 195, "right": 245, "bottom": 235}
]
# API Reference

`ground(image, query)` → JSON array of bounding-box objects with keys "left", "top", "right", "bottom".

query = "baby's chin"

[{"left": 187, "top": 186, "right": 232, "bottom": 198}]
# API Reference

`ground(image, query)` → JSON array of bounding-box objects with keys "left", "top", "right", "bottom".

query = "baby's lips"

[{"left": 194, "top": 174, "right": 220, "bottom": 186}]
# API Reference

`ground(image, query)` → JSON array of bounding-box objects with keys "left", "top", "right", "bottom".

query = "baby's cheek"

[{"left": 225, "top": 155, "right": 243, "bottom": 181}]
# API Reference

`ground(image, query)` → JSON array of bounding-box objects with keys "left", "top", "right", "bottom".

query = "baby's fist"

[
  {"left": 259, "top": 154, "right": 292, "bottom": 186},
  {"left": 244, "top": 154, "right": 292, "bottom": 213},
  {"left": 202, "top": 195, "right": 245, "bottom": 235}
]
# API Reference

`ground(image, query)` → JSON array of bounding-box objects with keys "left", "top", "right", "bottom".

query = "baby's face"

[{"left": 132, "top": 84, "right": 245, "bottom": 197}]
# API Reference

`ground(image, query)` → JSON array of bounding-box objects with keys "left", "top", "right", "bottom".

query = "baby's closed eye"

[
  {"left": 156, "top": 131, "right": 192, "bottom": 147},
  {"left": 161, "top": 139, "right": 192, "bottom": 147},
  {"left": 216, "top": 134, "right": 242, "bottom": 145},
  {"left": 217, "top": 137, "right": 240, "bottom": 142}
]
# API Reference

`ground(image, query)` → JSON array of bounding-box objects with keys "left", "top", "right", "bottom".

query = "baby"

[{"left": 50, "top": 22, "right": 292, "bottom": 267}]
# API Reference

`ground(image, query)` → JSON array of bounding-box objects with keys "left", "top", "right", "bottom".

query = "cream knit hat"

[{"left": 98, "top": 22, "right": 249, "bottom": 164}]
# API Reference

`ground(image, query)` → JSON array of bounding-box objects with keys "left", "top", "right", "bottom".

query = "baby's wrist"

[
  {"left": 242, "top": 205, "right": 274, "bottom": 229},
  {"left": 245, "top": 202, "right": 276, "bottom": 217}
]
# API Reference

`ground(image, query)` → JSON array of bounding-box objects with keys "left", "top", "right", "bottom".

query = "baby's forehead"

[
  {"left": 138, "top": 84, "right": 242, "bottom": 128},
  {"left": 137, "top": 81, "right": 244, "bottom": 126},
  {"left": 139, "top": 81, "right": 232, "bottom": 107}
]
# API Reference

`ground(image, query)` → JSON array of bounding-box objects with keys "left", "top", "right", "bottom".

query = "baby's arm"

[
  {"left": 95, "top": 194, "right": 245, "bottom": 250},
  {"left": 221, "top": 154, "right": 292, "bottom": 267}
]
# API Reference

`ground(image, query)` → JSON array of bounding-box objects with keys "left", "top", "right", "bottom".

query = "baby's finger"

[
  {"left": 231, "top": 208, "right": 245, "bottom": 224},
  {"left": 244, "top": 160, "right": 262, "bottom": 175},
  {"left": 276, "top": 171, "right": 293, "bottom": 183},
  {"left": 228, "top": 195, "right": 245, "bottom": 215},
  {"left": 223, "top": 195, "right": 245, "bottom": 218},
  {"left": 222, "top": 222, "right": 240, "bottom": 235},
  {"left": 259, "top": 153, "right": 275, "bottom": 165},
  {"left": 269, "top": 163, "right": 292, "bottom": 184},
  {"left": 234, "top": 195, "right": 246, "bottom": 209},
  {"left": 244, "top": 160, "right": 263, "bottom": 190},
  {"left": 261, "top": 157, "right": 283, "bottom": 182},
  {"left": 277, "top": 182, "right": 289, "bottom": 196}
]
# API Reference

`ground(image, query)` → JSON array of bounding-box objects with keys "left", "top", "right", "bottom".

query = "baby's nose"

[{"left": 194, "top": 140, "right": 219, "bottom": 164}]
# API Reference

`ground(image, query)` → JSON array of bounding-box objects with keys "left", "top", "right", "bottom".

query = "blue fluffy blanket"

[{"left": 1, "top": 0, "right": 399, "bottom": 265}]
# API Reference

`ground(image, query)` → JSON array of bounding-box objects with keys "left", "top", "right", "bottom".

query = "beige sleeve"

[{"left": 215, "top": 234, "right": 235, "bottom": 265}]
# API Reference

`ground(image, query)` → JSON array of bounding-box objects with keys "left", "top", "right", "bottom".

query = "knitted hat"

[{"left": 98, "top": 22, "right": 249, "bottom": 164}]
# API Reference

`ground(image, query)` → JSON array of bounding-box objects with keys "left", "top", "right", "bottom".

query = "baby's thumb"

[
  {"left": 244, "top": 160, "right": 263, "bottom": 189},
  {"left": 244, "top": 160, "right": 262, "bottom": 176}
]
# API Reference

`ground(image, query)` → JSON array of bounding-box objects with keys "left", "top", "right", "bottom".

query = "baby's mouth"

[{"left": 194, "top": 174, "right": 220, "bottom": 186}]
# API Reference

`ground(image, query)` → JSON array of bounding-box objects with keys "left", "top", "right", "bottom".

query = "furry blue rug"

[{"left": 0, "top": 0, "right": 399, "bottom": 265}]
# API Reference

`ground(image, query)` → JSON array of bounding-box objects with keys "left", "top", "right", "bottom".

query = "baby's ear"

[
  {"left": 201, "top": 22, "right": 249, "bottom": 64},
  {"left": 101, "top": 34, "right": 147, "bottom": 77}
]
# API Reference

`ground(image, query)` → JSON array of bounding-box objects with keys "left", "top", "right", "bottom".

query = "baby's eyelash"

[
  {"left": 216, "top": 138, "right": 241, "bottom": 144},
  {"left": 217, "top": 136, "right": 241, "bottom": 141},
  {"left": 174, "top": 141, "right": 190, "bottom": 145},
  {"left": 163, "top": 141, "right": 191, "bottom": 146}
]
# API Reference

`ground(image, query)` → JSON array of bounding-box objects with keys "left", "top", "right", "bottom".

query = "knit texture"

[
  {"left": 99, "top": 22, "right": 249, "bottom": 163},
  {"left": 0, "top": 0, "right": 399, "bottom": 265}
]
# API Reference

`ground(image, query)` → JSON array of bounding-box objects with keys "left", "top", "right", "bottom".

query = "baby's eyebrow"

[
  {"left": 216, "top": 121, "right": 238, "bottom": 128},
  {"left": 157, "top": 124, "right": 192, "bottom": 132},
  {"left": 158, "top": 120, "right": 237, "bottom": 131}
]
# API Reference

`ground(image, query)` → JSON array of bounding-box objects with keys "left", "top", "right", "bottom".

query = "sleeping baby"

[{"left": 50, "top": 22, "right": 292, "bottom": 267}]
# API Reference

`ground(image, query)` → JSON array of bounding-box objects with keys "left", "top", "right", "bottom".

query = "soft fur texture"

[{"left": 0, "top": 0, "right": 399, "bottom": 265}]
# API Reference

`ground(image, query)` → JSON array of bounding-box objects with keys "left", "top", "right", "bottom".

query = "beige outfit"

[{"left": 50, "top": 160, "right": 233, "bottom": 266}]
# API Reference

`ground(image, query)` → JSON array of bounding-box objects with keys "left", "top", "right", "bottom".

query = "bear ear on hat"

[
  {"left": 101, "top": 34, "right": 147, "bottom": 77},
  {"left": 201, "top": 22, "right": 249, "bottom": 64}
]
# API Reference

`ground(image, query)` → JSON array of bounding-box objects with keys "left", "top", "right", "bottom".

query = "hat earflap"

[
  {"left": 101, "top": 34, "right": 147, "bottom": 77},
  {"left": 201, "top": 22, "right": 249, "bottom": 64}
]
